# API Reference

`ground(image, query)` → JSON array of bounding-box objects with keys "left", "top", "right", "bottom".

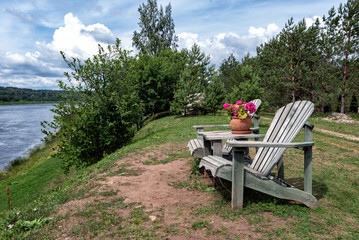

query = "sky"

[{"left": 0, "top": 0, "right": 344, "bottom": 90}]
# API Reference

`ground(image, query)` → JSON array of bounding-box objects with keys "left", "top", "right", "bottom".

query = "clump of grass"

[{"left": 191, "top": 219, "right": 212, "bottom": 230}]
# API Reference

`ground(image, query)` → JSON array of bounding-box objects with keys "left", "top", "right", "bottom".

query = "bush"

[{"left": 42, "top": 40, "right": 142, "bottom": 173}]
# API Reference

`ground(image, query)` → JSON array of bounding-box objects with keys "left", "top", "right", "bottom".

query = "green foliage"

[
  {"left": 42, "top": 39, "right": 142, "bottom": 172},
  {"left": 1, "top": 114, "right": 359, "bottom": 239},
  {"left": 253, "top": 1, "right": 359, "bottom": 112},
  {"left": 225, "top": 65, "right": 264, "bottom": 104},
  {"left": 219, "top": 53, "right": 241, "bottom": 92},
  {"left": 204, "top": 74, "right": 225, "bottom": 115},
  {"left": 133, "top": 49, "right": 186, "bottom": 116},
  {"left": 0, "top": 86, "right": 64, "bottom": 103},
  {"left": 171, "top": 44, "right": 214, "bottom": 115},
  {"left": 132, "top": 0, "right": 178, "bottom": 56},
  {"left": 170, "top": 66, "right": 202, "bottom": 115}
]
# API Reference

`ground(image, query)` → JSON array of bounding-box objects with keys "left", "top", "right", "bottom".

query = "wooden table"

[{"left": 197, "top": 130, "right": 265, "bottom": 157}]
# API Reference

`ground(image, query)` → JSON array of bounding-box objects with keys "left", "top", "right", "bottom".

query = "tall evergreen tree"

[
  {"left": 170, "top": 44, "right": 214, "bottom": 115},
  {"left": 219, "top": 53, "right": 240, "bottom": 92},
  {"left": 336, "top": 0, "right": 359, "bottom": 113},
  {"left": 204, "top": 74, "right": 225, "bottom": 115},
  {"left": 132, "top": 0, "right": 178, "bottom": 56}
]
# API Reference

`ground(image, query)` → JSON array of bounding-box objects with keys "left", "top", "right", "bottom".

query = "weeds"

[{"left": 0, "top": 114, "right": 358, "bottom": 239}]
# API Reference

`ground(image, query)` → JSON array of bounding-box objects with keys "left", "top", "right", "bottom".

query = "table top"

[{"left": 197, "top": 130, "right": 265, "bottom": 140}]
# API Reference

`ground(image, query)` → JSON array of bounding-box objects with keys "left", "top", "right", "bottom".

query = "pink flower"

[
  {"left": 236, "top": 100, "right": 242, "bottom": 105},
  {"left": 245, "top": 102, "right": 256, "bottom": 114},
  {"left": 233, "top": 107, "right": 239, "bottom": 111},
  {"left": 223, "top": 103, "right": 231, "bottom": 109}
]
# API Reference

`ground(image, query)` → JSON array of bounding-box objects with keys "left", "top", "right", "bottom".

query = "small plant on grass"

[
  {"left": 191, "top": 219, "right": 212, "bottom": 230},
  {"left": 6, "top": 186, "right": 12, "bottom": 209}
]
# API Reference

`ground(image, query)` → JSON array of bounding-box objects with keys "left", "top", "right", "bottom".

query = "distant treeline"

[{"left": 0, "top": 86, "right": 65, "bottom": 103}]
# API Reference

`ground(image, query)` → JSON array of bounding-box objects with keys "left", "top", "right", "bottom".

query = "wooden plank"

[
  {"left": 212, "top": 140, "right": 223, "bottom": 156},
  {"left": 203, "top": 139, "right": 212, "bottom": 157},
  {"left": 232, "top": 148, "right": 245, "bottom": 210},
  {"left": 215, "top": 163, "right": 319, "bottom": 208},
  {"left": 255, "top": 102, "right": 296, "bottom": 173},
  {"left": 249, "top": 101, "right": 314, "bottom": 175},
  {"left": 227, "top": 141, "right": 314, "bottom": 148},
  {"left": 304, "top": 122, "right": 313, "bottom": 194},
  {"left": 193, "top": 124, "right": 230, "bottom": 129},
  {"left": 304, "top": 147, "right": 313, "bottom": 194},
  {"left": 199, "top": 155, "right": 232, "bottom": 176},
  {"left": 260, "top": 101, "right": 314, "bottom": 175},
  {"left": 199, "top": 131, "right": 265, "bottom": 140},
  {"left": 277, "top": 156, "right": 284, "bottom": 179}
]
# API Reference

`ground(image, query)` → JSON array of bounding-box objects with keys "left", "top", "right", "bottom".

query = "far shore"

[{"left": 0, "top": 101, "right": 59, "bottom": 105}]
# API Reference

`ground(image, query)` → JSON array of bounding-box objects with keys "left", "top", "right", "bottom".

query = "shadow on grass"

[
  {"left": 210, "top": 176, "right": 327, "bottom": 209},
  {"left": 287, "top": 177, "right": 328, "bottom": 200}
]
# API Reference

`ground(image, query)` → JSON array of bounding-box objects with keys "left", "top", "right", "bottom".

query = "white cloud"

[
  {"left": 0, "top": 12, "right": 118, "bottom": 89},
  {"left": 36, "top": 12, "right": 115, "bottom": 60},
  {"left": 304, "top": 16, "right": 323, "bottom": 27},
  {"left": 177, "top": 32, "right": 199, "bottom": 49},
  {"left": 178, "top": 23, "right": 281, "bottom": 66}
]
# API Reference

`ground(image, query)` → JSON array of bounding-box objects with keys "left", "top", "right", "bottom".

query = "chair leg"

[
  {"left": 232, "top": 148, "right": 246, "bottom": 210},
  {"left": 304, "top": 147, "right": 313, "bottom": 194},
  {"left": 277, "top": 156, "right": 284, "bottom": 179}
]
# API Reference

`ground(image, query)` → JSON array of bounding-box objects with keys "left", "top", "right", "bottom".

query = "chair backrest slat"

[
  {"left": 250, "top": 101, "right": 314, "bottom": 176},
  {"left": 250, "top": 99, "right": 261, "bottom": 116}
]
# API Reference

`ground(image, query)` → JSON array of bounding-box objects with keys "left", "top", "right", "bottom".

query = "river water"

[{"left": 0, "top": 104, "right": 55, "bottom": 170}]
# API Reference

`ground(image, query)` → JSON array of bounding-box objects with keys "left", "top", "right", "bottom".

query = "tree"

[
  {"left": 170, "top": 66, "right": 202, "bottom": 115},
  {"left": 170, "top": 44, "right": 214, "bottom": 115},
  {"left": 204, "top": 74, "right": 225, "bottom": 115},
  {"left": 132, "top": 0, "right": 178, "bottom": 56},
  {"left": 133, "top": 49, "right": 186, "bottom": 116},
  {"left": 225, "top": 65, "right": 264, "bottom": 104},
  {"left": 42, "top": 40, "right": 142, "bottom": 172},
  {"left": 257, "top": 18, "right": 322, "bottom": 107},
  {"left": 316, "top": 9, "right": 341, "bottom": 112},
  {"left": 219, "top": 53, "right": 240, "bottom": 92},
  {"left": 336, "top": 0, "right": 359, "bottom": 113}
]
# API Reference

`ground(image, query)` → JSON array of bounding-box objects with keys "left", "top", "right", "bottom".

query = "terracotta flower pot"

[{"left": 230, "top": 116, "right": 252, "bottom": 134}]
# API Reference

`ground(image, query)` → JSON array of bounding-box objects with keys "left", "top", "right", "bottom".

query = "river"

[{"left": 0, "top": 103, "right": 55, "bottom": 170}]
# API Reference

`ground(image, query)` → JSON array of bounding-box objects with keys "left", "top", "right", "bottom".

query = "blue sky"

[{"left": 0, "top": 0, "right": 343, "bottom": 90}]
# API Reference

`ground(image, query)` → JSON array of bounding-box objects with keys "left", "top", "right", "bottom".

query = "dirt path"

[
  {"left": 51, "top": 143, "right": 287, "bottom": 239},
  {"left": 314, "top": 128, "right": 359, "bottom": 142},
  {"left": 261, "top": 117, "right": 359, "bottom": 142}
]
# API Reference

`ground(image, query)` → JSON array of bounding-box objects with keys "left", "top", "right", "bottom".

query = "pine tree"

[
  {"left": 132, "top": 0, "right": 178, "bottom": 56},
  {"left": 336, "top": 0, "right": 359, "bottom": 113},
  {"left": 205, "top": 74, "right": 225, "bottom": 115}
]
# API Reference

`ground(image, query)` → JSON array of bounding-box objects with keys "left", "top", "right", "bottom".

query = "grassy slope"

[{"left": 0, "top": 114, "right": 358, "bottom": 239}]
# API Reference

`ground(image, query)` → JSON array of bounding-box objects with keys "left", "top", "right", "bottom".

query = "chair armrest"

[
  {"left": 249, "top": 127, "right": 259, "bottom": 132},
  {"left": 227, "top": 140, "right": 314, "bottom": 148},
  {"left": 193, "top": 124, "right": 230, "bottom": 133},
  {"left": 193, "top": 124, "right": 230, "bottom": 129},
  {"left": 252, "top": 114, "right": 260, "bottom": 120}
]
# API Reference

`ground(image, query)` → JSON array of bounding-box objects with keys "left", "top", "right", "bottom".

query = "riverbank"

[
  {"left": 0, "top": 138, "right": 63, "bottom": 209},
  {"left": 1, "top": 114, "right": 358, "bottom": 239},
  {"left": 0, "top": 101, "right": 59, "bottom": 105}
]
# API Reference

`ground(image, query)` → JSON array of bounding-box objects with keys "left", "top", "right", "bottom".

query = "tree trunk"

[{"left": 341, "top": 32, "right": 350, "bottom": 114}]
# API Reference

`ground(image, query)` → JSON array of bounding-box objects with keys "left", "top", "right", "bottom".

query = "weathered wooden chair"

[
  {"left": 187, "top": 99, "right": 262, "bottom": 158},
  {"left": 199, "top": 100, "right": 319, "bottom": 210}
]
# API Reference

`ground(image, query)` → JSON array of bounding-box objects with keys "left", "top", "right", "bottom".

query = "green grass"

[
  {"left": 0, "top": 139, "right": 63, "bottom": 211},
  {"left": 0, "top": 113, "right": 358, "bottom": 239}
]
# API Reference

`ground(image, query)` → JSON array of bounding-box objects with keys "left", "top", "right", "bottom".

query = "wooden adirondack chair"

[
  {"left": 199, "top": 100, "right": 319, "bottom": 210},
  {"left": 188, "top": 99, "right": 262, "bottom": 158}
]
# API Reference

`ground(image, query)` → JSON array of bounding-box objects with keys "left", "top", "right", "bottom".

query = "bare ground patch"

[{"left": 47, "top": 143, "right": 294, "bottom": 239}]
